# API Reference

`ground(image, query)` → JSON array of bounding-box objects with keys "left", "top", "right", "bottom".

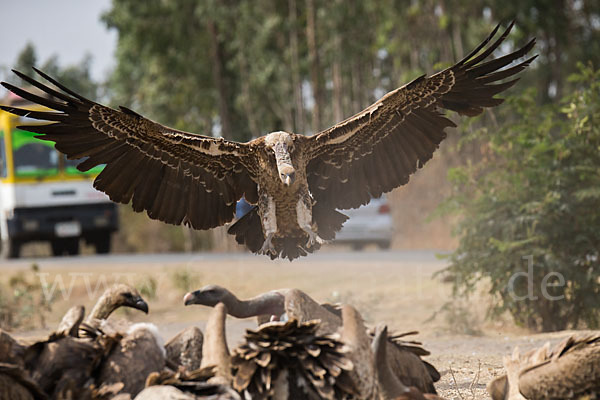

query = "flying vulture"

[{"left": 0, "top": 21, "right": 535, "bottom": 260}]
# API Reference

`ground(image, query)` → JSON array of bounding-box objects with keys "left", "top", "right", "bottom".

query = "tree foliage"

[
  {"left": 438, "top": 64, "right": 600, "bottom": 332},
  {"left": 8, "top": 42, "right": 99, "bottom": 100},
  {"left": 101, "top": 1, "right": 600, "bottom": 141}
]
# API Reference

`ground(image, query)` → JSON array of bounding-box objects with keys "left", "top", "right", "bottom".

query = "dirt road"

[{"left": 3, "top": 249, "right": 577, "bottom": 398}]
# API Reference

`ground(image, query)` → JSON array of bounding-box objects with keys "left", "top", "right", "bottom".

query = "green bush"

[{"left": 438, "top": 64, "right": 600, "bottom": 332}]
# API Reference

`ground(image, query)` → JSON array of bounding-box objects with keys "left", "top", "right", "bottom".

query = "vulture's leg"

[
  {"left": 259, "top": 194, "right": 277, "bottom": 256},
  {"left": 296, "top": 198, "right": 323, "bottom": 248}
]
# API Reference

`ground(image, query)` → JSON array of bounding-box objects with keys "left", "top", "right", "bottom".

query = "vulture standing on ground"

[
  {"left": 184, "top": 285, "right": 439, "bottom": 393},
  {"left": 0, "top": 21, "right": 535, "bottom": 260},
  {"left": 184, "top": 285, "right": 342, "bottom": 334},
  {"left": 487, "top": 332, "right": 600, "bottom": 400}
]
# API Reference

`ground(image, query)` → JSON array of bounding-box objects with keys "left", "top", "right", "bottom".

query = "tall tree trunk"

[
  {"left": 288, "top": 0, "right": 305, "bottom": 134},
  {"left": 306, "top": 0, "right": 323, "bottom": 131},
  {"left": 239, "top": 49, "right": 261, "bottom": 138},
  {"left": 207, "top": 19, "right": 233, "bottom": 139},
  {"left": 332, "top": 30, "right": 344, "bottom": 122},
  {"left": 351, "top": 62, "right": 365, "bottom": 113},
  {"left": 451, "top": 21, "right": 464, "bottom": 61}
]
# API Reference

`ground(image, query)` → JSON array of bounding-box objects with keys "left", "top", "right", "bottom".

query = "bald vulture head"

[
  {"left": 265, "top": 131, "right": 296, "bottom": 186},
  {"left": 183, "top": 284, "right": 233, "bottom": 308}
]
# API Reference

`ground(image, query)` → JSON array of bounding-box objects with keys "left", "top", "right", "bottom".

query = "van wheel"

[
  {"left": 1, "top": 239, "right": 20, "bottom": 259},
  {"left": 51, "top": 238, "right": 80, "bottom": 256},
  {"left": 377, "top": 241, "right": 391, "bottom": 250},
  {"left": 94, "top": 233, "right": 111, "bottom": 254}
]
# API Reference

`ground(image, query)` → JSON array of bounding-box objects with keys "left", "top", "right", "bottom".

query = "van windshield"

[
  {"left": 11, "top": 128, "right": 104, "bottom": 179},
  {"left": 12, "top": 129, "right": 59, "bottom": 178}
]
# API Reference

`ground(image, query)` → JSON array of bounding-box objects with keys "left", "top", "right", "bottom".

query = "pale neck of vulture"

[
  {"left": 214, "top": 290, "right": 285, "bottom": 319},
  {"left": 88, "top": 291, "right": 119, "bottom": 321},
  {"left": 340, "top": 304, "right": 377, "bottom": 399},
  {"left": 200, "top": 302, "right": 231, "bottom": 383}
]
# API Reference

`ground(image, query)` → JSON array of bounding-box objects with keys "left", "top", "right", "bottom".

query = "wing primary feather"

[
  {"left": 461, "top": 20, "right": 514, "bottom": 68},
  {"left": 9, "top": 69, "right": 76, "bottom": 104},
  {"left": 32, "top": 67, "right": 91, "bottom": 103},
  {"left": 0, "top": 82, "right": 69, "bottom": 112}
]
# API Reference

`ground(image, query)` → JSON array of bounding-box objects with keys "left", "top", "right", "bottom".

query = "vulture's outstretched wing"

[
  {"left": 0, "top": 69, "right": 258, "bottom": 230},
  {"left": 306, "top": 21, "right": 536, "bottom": 209}
]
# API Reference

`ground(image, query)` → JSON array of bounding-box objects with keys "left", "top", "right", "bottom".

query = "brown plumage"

[
  {"left": 372, "top": 326, "right": 444, "bottom": 400},
  {"left": 0, "top": 22, "right": 535, "bottom": 261},
  {"left": 0, "top": 362, "right": 47, "bottom": 400},
  {"left": 23, "top": 330, "right": 112, "bottom": 400},
  {"left": 489, "top": 332, "right": 600, "bottom": 400},
  {"left": 0, "top": 329, "right": 25, "bottom": 366},
  {"left": 371, "top": 330, "right": 439, "bottom": 394},
  {"left": 93, "top": 323, "right": 166, "bottom": 397},
  {"left": 165, "top": 326, "right": 204, "bottom": 371},
  {"left": 231, "top": 318, "right": 358, "bottom": 399}
]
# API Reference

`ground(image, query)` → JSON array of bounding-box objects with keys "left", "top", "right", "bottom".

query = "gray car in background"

[
  {"left": 235, "top": 196, "right": 393, "bottom": 250},
  {"left": 334, "top": 197, "right": 393, "bottom": 250}
]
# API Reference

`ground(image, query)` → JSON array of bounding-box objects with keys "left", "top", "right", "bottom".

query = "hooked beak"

[
  {"left": 284, "top": 175, "right": 292, "bottom": 186},
  {"left": 133, "top": 297, "right": 149, "bottom": 314},
  {"left": 183, "top": 291, "right": 198, "bottom": 306}
]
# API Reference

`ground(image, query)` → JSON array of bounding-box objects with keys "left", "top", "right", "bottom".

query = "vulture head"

[
  {"left": 112, "top": 285, "right": 149, "bottom": 314},
  {"left": 183, "top": 284, "right": 231, "bottom": 307},
  {"left": 89, "top": 284, "right": 149, "bottom": 321},
  {"left": 265, "top": 131, "right": 296, "bottom": 186}
]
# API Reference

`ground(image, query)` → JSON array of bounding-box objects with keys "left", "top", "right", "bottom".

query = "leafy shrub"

[{"left": 438, "top": 64, "right": 600, "bottom": 332}]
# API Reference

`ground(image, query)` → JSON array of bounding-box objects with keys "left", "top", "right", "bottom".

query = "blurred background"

[{"left": 0, "top": 0, "right": 598, "bottom": 338}]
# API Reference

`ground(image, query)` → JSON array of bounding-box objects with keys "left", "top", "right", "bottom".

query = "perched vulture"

[
  {"left": 488, "top": 332, "right": 600, "bottom": 400},
  {"left": 184, "top": 284, "right": 440, "bottom": 392},
  {"left": 184, "top": 285, "right": 342, "bottom": 334},
  {"left": 0, "top": 21, "right": 535, "bottom": 260}
]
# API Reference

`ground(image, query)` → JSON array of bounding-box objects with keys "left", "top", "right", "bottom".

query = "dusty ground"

[{"left": 1, "top": 248, "right": 580, "bottom": 399}]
